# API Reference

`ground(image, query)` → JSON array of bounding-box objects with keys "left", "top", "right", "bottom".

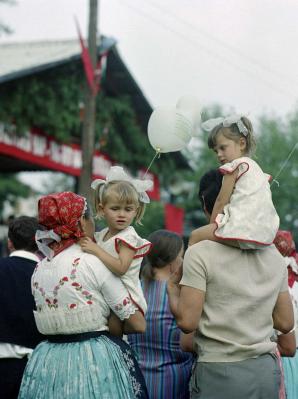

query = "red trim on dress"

[
  {"left": 219, "top": 161, "right": 250, "bottom": 183},
  {"left": 213, "top": 220, "right": 273, "bottom": 246},
  {"left": 128, "top": 293, "right": 145, "bottom": 316},
  {"left": 114, "top": 238, "right": 152, "bottom": 259}
]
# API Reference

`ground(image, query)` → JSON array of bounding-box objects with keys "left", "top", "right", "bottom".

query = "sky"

[
  {"left": 1, "top": 0, "right": 298, "bottom": 189},
  {"left": 1, "top": 0, "right": 298, "bottom": 119}
]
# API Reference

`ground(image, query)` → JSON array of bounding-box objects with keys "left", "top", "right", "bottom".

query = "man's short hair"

[
  {"left": 8, "top": 216, "right": 39, "bottom": 252},
  {"left": 198, "top": 169, "right": 223, "bottom": 215}
]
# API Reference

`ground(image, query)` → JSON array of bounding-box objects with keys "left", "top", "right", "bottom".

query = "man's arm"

[
  {"left": 273, "top": 291, "right": 294, "bottom": 334},
  {"left": 277, "top": 331, "right": 296, "bottom": 357},
  {"left": 167, "top": 266, "right": 205, "bottom": 333}
]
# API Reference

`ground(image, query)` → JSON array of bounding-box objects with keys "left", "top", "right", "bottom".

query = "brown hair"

[
  {"left": 207, "top": 116, "right": 256, "bottom": 155},
  {"left": 93, "top": 180, "right": 146, "bottom": 224},
  {"left": 141, "top": 229, "right": 183, "bottom": 283}
]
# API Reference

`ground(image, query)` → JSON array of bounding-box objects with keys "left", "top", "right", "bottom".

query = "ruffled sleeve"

[
  {"left": 219, "top": 157, "right": 250, "bottom": 181},
  {"left": 101, "top": 271, "right": 138, "bottom": 320},
  {"left": 114, "top": 226, "right": 152, "bottom": 259}
]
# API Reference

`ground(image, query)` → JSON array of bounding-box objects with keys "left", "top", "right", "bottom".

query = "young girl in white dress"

[
  {"left": 189, "top": 115, "right": 280, "bottom": 249},
  {"left": 80, "top": 166, "right": 153, "bottom": 325}
]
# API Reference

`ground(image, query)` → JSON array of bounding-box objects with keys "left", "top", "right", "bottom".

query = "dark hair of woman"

[{"left": 141, "top": 229, "right": 183, "bottom": 283}]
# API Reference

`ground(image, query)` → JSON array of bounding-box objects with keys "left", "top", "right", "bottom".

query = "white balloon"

[
  {"left": 147, "top": 106, "right": 193, "bottom": 153},
  {"left": 176, "top": 95, "right": 202, "bottom": 137}
]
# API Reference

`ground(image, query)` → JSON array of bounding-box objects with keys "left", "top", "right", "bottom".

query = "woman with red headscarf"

[
  {"left": 274, "top": 230, "right": 298, "bottom": 399},
  {"left": 18, "top": 192, "right": 148, "bottom": 399}
]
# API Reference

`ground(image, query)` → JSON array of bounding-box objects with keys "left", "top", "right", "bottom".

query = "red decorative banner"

[
  {"left": 0, "top": 123, "right": 160, "bottom": 201},
  {"left": 75, "top": 18, "right": 96, "bottom": 95},
  {"left": 165, "top": 203, "right": 184, "bottom": 234}
]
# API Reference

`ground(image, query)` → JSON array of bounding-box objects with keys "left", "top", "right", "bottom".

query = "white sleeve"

[
  {"left": 82, "top": 253, "right": 138, "bottom": 320},
  {"left": 101, "top": 272, "right": 138, "bottom": 320}
]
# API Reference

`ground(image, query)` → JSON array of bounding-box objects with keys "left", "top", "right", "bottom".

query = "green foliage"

[
  {"left": 37, "top": 173, "right": 76, "bottom": 195},
  {"left": 0, "top": 61, "right": 177, "bottom": 179},
  {"left": 0, "top": 63, "right": 83, "bottom": 141},
  {"left": 0, "top": 174, "right": 31, "bottom": 216},
  {"left": 134, "top": 201, "right": 165, "bottom": 239},
  {"left": 256, "top": 114, "right": 298, "bottom": 241}
]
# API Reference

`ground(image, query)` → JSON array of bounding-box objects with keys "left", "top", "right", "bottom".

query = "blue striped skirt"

[{"left": 18, "top": 332, "right": 148, "bottom": 399}]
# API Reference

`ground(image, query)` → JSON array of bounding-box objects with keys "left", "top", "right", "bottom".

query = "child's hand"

[{"left": 79, "top": 237, "right": 98, "bottom": 255}]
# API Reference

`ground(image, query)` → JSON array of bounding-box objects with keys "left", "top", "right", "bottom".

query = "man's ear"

[{"left": 7, "top": 238, "right": 15, "bottom": 253}]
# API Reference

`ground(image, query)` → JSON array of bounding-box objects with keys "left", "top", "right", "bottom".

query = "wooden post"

[{"left": 78, "top": 0, "right": 99, "bottom": 203}]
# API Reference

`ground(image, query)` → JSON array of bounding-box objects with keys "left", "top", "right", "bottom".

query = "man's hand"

[{"left": 169, "top": 263, "right": 183, "bottom": 284}]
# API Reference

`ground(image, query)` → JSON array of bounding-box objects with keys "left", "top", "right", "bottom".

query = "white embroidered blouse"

[
  {"left": 95, "top": 226, "right": 152, "bottom": 314},
  {"left": 32, "top": 244, "right": 138, "bottom": 335}
]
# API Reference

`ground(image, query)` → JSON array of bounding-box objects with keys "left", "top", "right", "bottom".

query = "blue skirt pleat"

[
  {"left": 282, "top": 350, "right": 298, "bottom": 399},
  {"left": 18, "top": 334, "right": 148, "bottom": 399}
]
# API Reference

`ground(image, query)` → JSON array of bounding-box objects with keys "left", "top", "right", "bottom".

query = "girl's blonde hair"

[
  {"left": 93, "top": 180, "right": 146, "bottom": 224},
  {"left": 207, "top": 116, "right": 256, "bottom": 155}
]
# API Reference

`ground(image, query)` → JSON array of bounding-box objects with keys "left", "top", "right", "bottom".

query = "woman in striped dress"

[{"left": 128, "top": 230, "right": 195, "bottom": 399}]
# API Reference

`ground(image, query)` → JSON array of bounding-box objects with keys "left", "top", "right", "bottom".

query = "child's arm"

[
  {"left": 80, "top": 237, "right": 135, "bottom": 276},
  {"left": 210, "top": 170, "right": 238, "bottom": 223},
  {"left": 108, "top": 311, "right": 124, "bottom": 337}
]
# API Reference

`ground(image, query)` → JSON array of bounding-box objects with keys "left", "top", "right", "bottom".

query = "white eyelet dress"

[{"left": 214, "top": 157, "right": 280, "bottom": 249}]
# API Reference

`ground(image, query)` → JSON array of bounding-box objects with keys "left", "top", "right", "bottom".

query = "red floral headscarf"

[{"left": 36, "top": 192, "right": 86, "bottom": 259}]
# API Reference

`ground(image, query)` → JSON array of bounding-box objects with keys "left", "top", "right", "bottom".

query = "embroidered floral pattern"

[
  {"left": 123, "top": 349, "right": 135, "bottom": 372},
  {"left": 114, "top": 296, "right": 131, "bottom": 312},
  {"left": 131, "top": 376, "right": 142, "bottom": 397},
  {"left": 121, "top": 348, "right": 142, "bottom": 397},
  {"left": 32, "top": 257, "right": 94, "bottom": 309}
]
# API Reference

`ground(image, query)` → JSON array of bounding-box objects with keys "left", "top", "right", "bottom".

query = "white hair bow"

[
  {"left": 201, "top": 114, "right": 248, "bottom": 136},
  {"left": 91, "top": 166, "right": 153, "bottom": 204}
]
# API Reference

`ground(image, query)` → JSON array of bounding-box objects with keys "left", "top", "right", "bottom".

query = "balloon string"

[
  {"left": 271, "top": 142, "right": 298, "bottom": 187},
  {"left": 143, "top": 149, "right": 161, "bottom": 178}
]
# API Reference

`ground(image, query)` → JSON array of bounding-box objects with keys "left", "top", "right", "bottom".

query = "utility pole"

[{"left": 78, "top": 0, "right": 98, "bottom": 202}]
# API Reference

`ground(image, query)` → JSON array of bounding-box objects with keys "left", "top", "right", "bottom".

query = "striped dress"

[{"left": 128, "top": 280, "right": 195, "bottom": 399}]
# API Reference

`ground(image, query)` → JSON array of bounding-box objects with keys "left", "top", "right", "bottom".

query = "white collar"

[{"left": 9, "top": 250, "right": 39, "bottom": 262}]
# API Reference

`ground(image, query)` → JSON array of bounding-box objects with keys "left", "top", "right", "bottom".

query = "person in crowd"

[
  {"left": 273, "top": 230, "right": 298, "bottom": 399},
  {"left": 0, "top": 216, "right": 44, "bottom": 399},
  {"left": 168, "top": 169, "right": 294, "bottom": 399},
  {"left": 189, "top": 115, "right": 279, "bottom": 248},
  {"left": 128, "top": 229, "right": 195, "bottom": 398},
  {"left": 18, "top": 192, "right": 148, "bottom": 399},
  {"left": 80, "top": 166, "right": 152, "bottom": 333}
]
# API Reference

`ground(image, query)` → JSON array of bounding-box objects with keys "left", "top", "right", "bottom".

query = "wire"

[
  {"left": 271, "top": 142, "right": 298, "bottom": 187},
  {"left": 146, "top": 0, "right": 298, "bottom": 89},
  {"left": 113, "top": 0, "right": 298, "bottom": 101}
]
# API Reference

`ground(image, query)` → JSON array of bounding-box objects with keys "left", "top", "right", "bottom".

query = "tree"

[
  {"left": 79, "top": 0, "right": 98, "bottom": 201},
  {"left": 256, "top": 114, "right": 298, "bottom": 241},
  {"left": 0, "top": 0, "right": 15, "bottom": 36},
  {"left": 0, "top": 174, "right": 31, "bottom": 218}
]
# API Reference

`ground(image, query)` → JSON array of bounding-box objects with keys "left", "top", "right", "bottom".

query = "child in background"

[
  {"left": 128, "top": 230, "right": 195, "bottom": 399},
  {"left": 80, "top": 166, "right": 152, "bottom": 327},
  {"left": 189, "top": 114, "right": 279, "bottom": 249}
]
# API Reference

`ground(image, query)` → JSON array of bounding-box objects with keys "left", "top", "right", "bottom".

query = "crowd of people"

[{"left": 0, "top": 114, "right": 297, "bottom": 398}]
